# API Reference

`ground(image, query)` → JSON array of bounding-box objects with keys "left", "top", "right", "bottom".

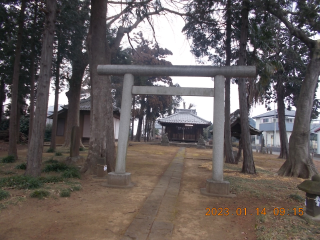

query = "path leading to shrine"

[{"left": 122, "top": 147, "right": 184, "bottom": 240}]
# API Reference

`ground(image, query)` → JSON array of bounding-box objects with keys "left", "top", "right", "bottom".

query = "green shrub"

[
  {"left": 40, "top": 175, "right": 64, "bottom": 183},
  {"left": 19, "top": 116, "right": 29, "bottom": 136},
  {"left": 62, "top": 167, "right": 80, "bottom": 179},
  {"left": 55, "top": 151, "right": 62, "bottom": 156},
  {"left": 46, "top": 148, "right": 55, "bottom": 153},
  {"left": 15, "top": 163, "right": 27, "bottom": 170},
  {"left": 60, "top": 189, "right": 70, "bottom": 197},
  {"left": 79, "top": 147, "right": 85, "bottom": 151},
  {"left": 44, "top": 124, "right": 52, "bottom": 142},
  {"left": 43, "top": 162, "right": 68, "bottom": 172},
  {"left": 0, "top": 174, "right": 66, "bottom": 190},
  {"left": 45, "top": 158, "right": 58, "bottom": 164},
  {"left": 1, "top": 155, "right": 15, "bottom": 163},
  {"left": 0, "top": 189, "right": 10, "bottom": 201},
  {"left": 71, "top": 185, "right": 81, "bottom": 191},
  {"left": 0, "top": 175, "right": 42, "bottom": 189},
  {"left": 30, "top": 190, "right": 50, "bottom": 199}
]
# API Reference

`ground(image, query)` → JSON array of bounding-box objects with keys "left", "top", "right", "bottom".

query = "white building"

[{"left": 252, "top": 110, "right": 295, "bottom": 146}]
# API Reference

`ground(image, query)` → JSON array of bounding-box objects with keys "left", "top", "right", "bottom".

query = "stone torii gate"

[{"left": 97, "top": 65, "right": 256, "bottom": 197}]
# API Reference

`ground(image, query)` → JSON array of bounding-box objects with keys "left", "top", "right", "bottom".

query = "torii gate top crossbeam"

[{"left": 97, "top": 65, "right": 256, "bottom": 78}]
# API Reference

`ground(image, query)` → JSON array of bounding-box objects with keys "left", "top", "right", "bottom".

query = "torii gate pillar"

[{"left": 200, "top": 75, "right": 235, "bottom": 197}]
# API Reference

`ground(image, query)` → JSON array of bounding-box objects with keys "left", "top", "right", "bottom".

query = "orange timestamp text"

[{"left": 205, "top": 207, "right": 304, "bottom": 216}]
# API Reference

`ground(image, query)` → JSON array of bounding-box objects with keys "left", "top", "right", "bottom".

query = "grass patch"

[
  {"left": 61, "top": 167, "right": 80, "bottom": 179},
  {"left": 0, "top": 175, "right": 43, "bottom": 189},
  {"left": 289, "top": 193, "right": 305, "bottom": 203},
  {"left": 40, "top": 175, "right": 64, "bottom": 183},
  {"left": 1, "top": 155, "right": 15, "bottom": 163},
  {"left": 43, "top": 162, "right": 69, "bottom": 172},
  {"left": 60, "top": 189, "right": 71, "bottom": 197},
  {"left": 0, "top": 196, "right": 25, "bottom": 211},
  {"left": 15, "top": 163, "right": 27, "bottom": 170},
  {"left": 46, "top": 148, "right": 55, "bottom": 153},
  {"left": 30, "top": 190, "right": 50, "bottom": 199},
  {"left": 0, "top": 189, "right": 10, "bottom": 201},
  {"left": 70, "top": 185, "right": 81, "bottom": 191},
  {"left": 55, "top": 151, "right": 63, "bottom": 156},
  {"left": 44, "top": 158, "right": 59, "bottom": 164},
  {"left": 43, "top": 161, "right": 80, "bottom": 179},
  {"left": 255, "top": 212, "right": 320, "bottom": 240},
  {"left": 0, "top": 175, "right": 65, "bottom": 190},
  {"left": 2, "top": 171, "right": 16, "bottom": 175}
]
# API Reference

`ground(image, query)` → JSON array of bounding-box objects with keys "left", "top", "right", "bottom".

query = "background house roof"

[
  {"left": 158, "top": 109, "right": 211, "bottom": 125},
  {"left": 252, "top": 109, "right": 295, "bottom": 119},
  {"left": 229, "top": 109, "right": 262, "bottom": 137},
  {"left": 47, "top": 98, "right": 120, "bottom": 119},
  {"left": 62, "top": 97, "right": 120, "bottom": 112}
]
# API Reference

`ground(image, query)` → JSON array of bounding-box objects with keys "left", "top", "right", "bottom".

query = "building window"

[
  {"left": 56, "top": 118, "right": 65, "bottom": 136},
  {"left": 286, "top": 118, "right": 294, "bottom": 123},
  {"left": 262, "top": 118, "right": 269, "bottom": 123}
]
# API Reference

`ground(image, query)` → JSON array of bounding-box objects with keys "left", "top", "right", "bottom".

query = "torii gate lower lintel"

[{"left": 98, "top": 65, "right": 256, "bottom": 197}]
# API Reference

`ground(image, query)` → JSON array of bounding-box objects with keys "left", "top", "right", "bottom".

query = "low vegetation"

[
  {"left": 30, "top": 190, "right": 50, "bottom": 199},
  {"left": 1, "top": 155, "right": 15, "bottom": 163},
  {"left": 46, "top": 148, "right": 55, "bottom": 153},
  {"left": 60, "top": 189, "right": 71, "bottom": 197},
  {"left": 15, "top": 163, "right": 27, "bottom": 170},
  {"left": 0, "top": 189, "right": 10, "bottom": 201},
  {"left": 55, "top": 151, "right": 63, "bottom": 156},
  {"left": 43, "top": 161, "right": 69, "bottom": 172}
]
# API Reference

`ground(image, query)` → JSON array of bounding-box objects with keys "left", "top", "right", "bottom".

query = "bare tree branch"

[
  {"left": 110, "top": 9, "right": 163, "bottom": 52},
  {"left": 107, "top": 0, "right": 153, "bottom": 26}
]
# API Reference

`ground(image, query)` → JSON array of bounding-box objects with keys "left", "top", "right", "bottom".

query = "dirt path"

[{"left": 0, "top": 143, "right": 319, "bottom": 239}]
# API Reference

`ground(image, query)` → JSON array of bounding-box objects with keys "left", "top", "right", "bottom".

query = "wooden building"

[
  {"left": 48, "top": 98, "right": 120, "bottom": 145},
  {"left": 209, "top": 109, "right": 262, "bottom": 139},
  {"left": 230, "top": 109, "right": 262, "bottom": 139},
  {"left": 158, "top": 109, "right": 211, "bottom": 142}
]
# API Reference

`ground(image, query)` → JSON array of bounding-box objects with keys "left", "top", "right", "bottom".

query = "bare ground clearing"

[{"left": 0, "top": 142, "right": 319, "bottom": 240}]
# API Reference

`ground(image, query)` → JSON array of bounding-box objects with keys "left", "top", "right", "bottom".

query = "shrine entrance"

[{"left": 97, "top": 65, "right": 256, "bottom": 197}]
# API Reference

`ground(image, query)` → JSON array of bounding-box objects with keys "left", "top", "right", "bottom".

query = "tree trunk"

[
  {"left": 276, "top": 78, "right": 289, "bottom": 159},
  {"left": 135, "top": 97, "right": 146, "bottom": 142},
  {"left": 235, "top": 138, "right": 242, "bottom": 163},
  {"left": 50, "top": 51, "right": 61, "bottom": 151},
  {"left": 238, "top": 0, "right": 256, "bottom": 174},
  {"left": 63, "top": 61, "right": 87, "bottom": 148},
  {"left": 62, "top": 14, "right": 88, "bottom": 148},
  {"left": 104, "top": 72, "right": 116, "bottom": 172},
  {"left": 278, "top": 41, "right": 320, "bottom": 178},
  {"left": 28, "top": 0, "right": 38, "bottom": 144},
  {"left": 224, "top": 0, "right": 235, "bottom": 164},
  {"left": 28, "top": 53, "right": 36, "bottom": 144},
  {"left": 131, "top": 96, "right": 135, "bottom": 141},
  {"left": 16, "top": 102, "right": 21, "bottom": 143},
  {"left": 81, "top": 0, "right": 116, "bottom": 174},
  {"left": 136, "top": 115, "right": 143, "bottom": 142},
  {"left": 26, "top": 0, "right": 57, "bottom": 177},
  {"left": 152, "top": 120, "right": 155, "bottom": 141},
  {"left": 8, "top": 0, "right": 26, "bottom": 159},
  {"left": 0, "top": 79, "right": 5, "bottom": 124},
  {"left": 144, "top": 116, "right": 147, "bottom": 142}
]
